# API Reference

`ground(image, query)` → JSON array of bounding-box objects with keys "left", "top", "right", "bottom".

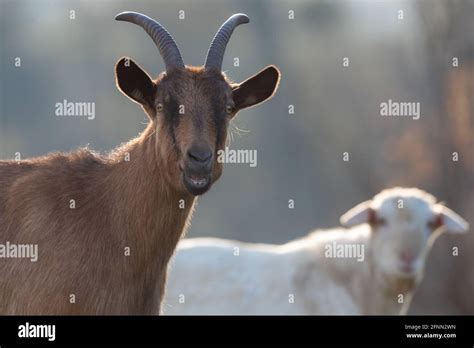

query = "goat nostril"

[
  {"left": 400, "top": 251, "right": 415, "bottom": 264},
  {"left": 188, "top": 149, "right": 212, "bottom": 163}
]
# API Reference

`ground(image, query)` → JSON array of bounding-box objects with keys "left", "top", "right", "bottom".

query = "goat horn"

[
  {"left": 204, "top": 13, "right": 249, "bottom": 70},
  {"left": 115, "top": 11, "right": 185, "bottom": 71}
]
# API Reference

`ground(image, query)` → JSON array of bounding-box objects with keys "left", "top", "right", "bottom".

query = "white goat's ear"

[
  {"left": 433, "top": 204, "right": 469, "bottom": 233},
  {"left": 340, "top": 200, "right": 373, "bottom": 227}
]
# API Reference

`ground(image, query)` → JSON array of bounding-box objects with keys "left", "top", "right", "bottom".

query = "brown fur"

[{"left": 0, "top": 125, "right": 194, "bottom": 314}]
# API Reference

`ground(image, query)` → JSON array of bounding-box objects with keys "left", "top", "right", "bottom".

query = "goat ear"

[
  {"left": 232, "top": 65, "right": 280, "bottom": 112},
  {"left": 115, "top": 57, "right": 155, "bottom": 107},
  {"left": 433, "top": 204, "right": 469, "bottom": 233},
  {"left": 340, "top": 200, "right": 374, "bottom": 227}
]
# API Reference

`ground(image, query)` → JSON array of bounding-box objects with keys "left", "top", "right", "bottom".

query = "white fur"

[{"left": 163, "top": 188, "right": 469, "bottom": 315}]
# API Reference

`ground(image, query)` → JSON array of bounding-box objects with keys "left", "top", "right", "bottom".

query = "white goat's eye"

[
  {"left": 226, "top": 105, "right": 234, "bottom": 114},
  {"left": 371, "top": 216, "right": 386, "bottom": 227},
  {"left": 156, "top": 103, "right": 164, "bottom": 112}
]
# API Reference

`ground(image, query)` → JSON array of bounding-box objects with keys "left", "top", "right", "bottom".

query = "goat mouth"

[
  {"left": 183, "top": 172, "right": 211, "bottom": 196},
  {"left": 390, "top": 265, "right": 418, "bottom": 281}
]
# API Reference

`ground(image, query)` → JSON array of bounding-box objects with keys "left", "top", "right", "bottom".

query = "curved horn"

[
  {"left": 204, "top": 13, "right": 249, "bottom": 70},
  {"left": 115, "top": 11, "right": 185, "bottom": 71}
]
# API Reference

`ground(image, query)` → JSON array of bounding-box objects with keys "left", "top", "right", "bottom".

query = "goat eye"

[
  {"left": 373, "top": 217, "right": 386, "bottom": 227},
  {"left": 427, "top": 221, "right": 436, "bottom": 230},
  {"left": 156, "top": 103, "right": 164, "bottom": 112},
  {"left": 226, "top": 105, "right": 234, "bottom": 114}
]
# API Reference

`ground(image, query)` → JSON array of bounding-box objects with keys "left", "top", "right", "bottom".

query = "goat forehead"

[
  {"left": 378, "top": 197, "right": 433, "bottom": 223},
  {"left": 162, "top": 69, "right": 230, "bottom": 98},
  {"left": 162, "top": 80, "right": 229, "bottom": 114}
]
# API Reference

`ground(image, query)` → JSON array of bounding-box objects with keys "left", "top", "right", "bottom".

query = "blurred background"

[{"left": 0, "top": 0, "right": 472, "bottom": 314}]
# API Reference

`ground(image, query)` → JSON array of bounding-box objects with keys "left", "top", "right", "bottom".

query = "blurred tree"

[{"left": 408, "top": 0, "right": 474, "bottom": 314}]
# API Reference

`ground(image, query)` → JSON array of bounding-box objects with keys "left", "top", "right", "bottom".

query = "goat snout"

[
  {"left": 400, "top": 251, "right": 415, "bottom": 263},
  {"left": 187, "top": 145, "right": 213, "bottom": 168},
  {"left": 182, "top": 144, "right": 213, "bottom": 196},
  {"left": 398, "top": 251, "right": 417, "bottom": 273}
]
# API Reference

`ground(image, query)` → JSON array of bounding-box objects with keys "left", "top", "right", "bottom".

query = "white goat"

[{"left": 164, "top": 188, "right": 469, "bottom": 315}]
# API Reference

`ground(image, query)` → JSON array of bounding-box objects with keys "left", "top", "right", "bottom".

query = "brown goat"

[{"left": 0, "top": 12, "right": 280, "bottom": 314}]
